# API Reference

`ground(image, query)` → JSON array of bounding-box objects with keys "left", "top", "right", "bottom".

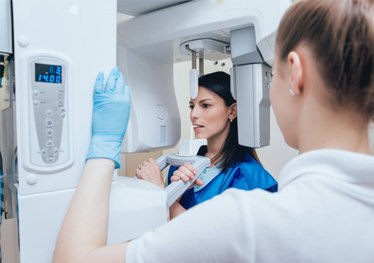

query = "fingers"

[
  {"left": 170, "top": 172, "right": 186, "bottom": 182},
  {"left": 94, "top": 71, "right": 104, "bottom": 92},
  {"left": 135, "top": 158, "right": 164, "bottom": 188},
  {"left": 183, "top": 162, "right": 196, "bottom": 171},
  {"left": 171, "top": 164, "right": 197, "bottom": 182},
  {"left": 195, "top": 178, "right": 203, "bottom": 186},
  {"left": 136, "top": 161, "right": 149, "bottom": 179},
  {"left": 116, "top": 70, "right": 124, "bottom": 92},
  {"left": 142, "top": 158, "right": 158, "bottom": 170},
  {"left": 170, "top": 172, "right": 193, "bottom": 182},
  {"left": 105, "top": 67, "right": 120, "bottom": 92},
  {"left": 95, "top": 68, "right": 130, "bottom": 102},
  {"left": 135, "top": 165, "right": 143, "bottom": 178},
  {"left": 116, "top": 70, "right": 129, "bottom": 100}
]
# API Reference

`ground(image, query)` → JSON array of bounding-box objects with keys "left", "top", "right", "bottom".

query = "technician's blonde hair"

[{"left": 276, "top": 0, "right": 374, "bottom": 121}]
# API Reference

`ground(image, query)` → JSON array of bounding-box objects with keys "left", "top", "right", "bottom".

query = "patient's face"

[{"left": 189, "top": 87, "right": 231, "bottom": 142}]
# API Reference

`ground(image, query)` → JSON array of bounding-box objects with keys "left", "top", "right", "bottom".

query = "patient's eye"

[{"left": 202, "top": 103, "right": 211, "bottom": 109}]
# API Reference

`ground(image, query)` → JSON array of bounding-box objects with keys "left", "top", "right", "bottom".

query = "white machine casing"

[
  {"left": 118, "top": 0, "right": 291, "bottom": 150},
  {"left": 3, "top": 1, "right": 167, "bottom": 262}
]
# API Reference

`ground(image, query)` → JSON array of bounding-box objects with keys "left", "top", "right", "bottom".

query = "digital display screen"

[{"left": 35, "top": 63, "right": 62, "bottom": 84}]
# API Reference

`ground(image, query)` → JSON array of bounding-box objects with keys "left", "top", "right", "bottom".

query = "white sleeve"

[{"left": 126, "top": 189, "right": 256, "bottom": 263}]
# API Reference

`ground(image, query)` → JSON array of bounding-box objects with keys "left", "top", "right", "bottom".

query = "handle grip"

[{"left": 156, "top": 154, "right": 210, "bottom": 207}]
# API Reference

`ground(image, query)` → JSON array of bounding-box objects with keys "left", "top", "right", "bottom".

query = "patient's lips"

[{"left": 193, "top": 124, "right": 204, "bottom": 134}]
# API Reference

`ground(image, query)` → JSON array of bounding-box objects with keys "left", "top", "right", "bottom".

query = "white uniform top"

[{"left": 127, "top": 149, "right": 374, "bottom": 263}]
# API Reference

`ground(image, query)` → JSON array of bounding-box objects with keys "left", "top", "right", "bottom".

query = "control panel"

[{"left": 25, "top": 55, "right": 72, "bottom": 172}]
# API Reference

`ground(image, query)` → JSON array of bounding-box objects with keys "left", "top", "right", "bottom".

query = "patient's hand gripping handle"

[{"left": 157, "top": 154, "right": 210, "bottom": 207}]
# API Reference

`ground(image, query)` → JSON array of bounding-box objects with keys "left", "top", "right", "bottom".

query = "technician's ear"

[
  {"left": 229, "top": 102, "right": 237, "bottom": 121},
  {"left": 287, "top": 51, "right": 304, "bottom": 95}
]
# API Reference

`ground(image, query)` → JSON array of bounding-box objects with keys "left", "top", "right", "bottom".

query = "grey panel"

[
  {"left": 118, "top": 0, "right": 193, "bottom": 16},
  {"left": 0, "top": 0, "right": 12, "bottom": 53}
]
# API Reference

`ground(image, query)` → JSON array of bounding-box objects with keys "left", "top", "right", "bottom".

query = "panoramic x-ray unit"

[{"left": 0, "top": 0, "right": 290, "bottom": 262}]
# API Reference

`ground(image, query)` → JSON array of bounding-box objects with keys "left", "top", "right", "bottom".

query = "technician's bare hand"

[
  {"left": 136, "top": 158, "right": 165, "bottom": 189},
  {"left": 171, "top": 163, "right": 203, "bottom": 186}
]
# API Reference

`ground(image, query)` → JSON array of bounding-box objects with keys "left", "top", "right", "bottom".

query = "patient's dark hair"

[{"left": 196, "top": 71, "right": 261, "bottom": 172}]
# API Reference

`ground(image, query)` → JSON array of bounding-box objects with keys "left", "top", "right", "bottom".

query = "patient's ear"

[
  {"left": 287, "top": 51, "right": 304, "bottom": 95},
  {"left": 229, "top": 102, "right": 237, "bottom": 120}
]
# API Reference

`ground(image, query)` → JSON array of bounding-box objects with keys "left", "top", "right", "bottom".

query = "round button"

[
  {"left": 41, "top": 149, "right": 47, "bottom": 156},
  {"left": 45, "top": 118, "right": 54, "bottom": 127},
  {"left": 60, "top": 107, "right": 66, "bottom": 118},
  {"left": 46, "top": 140, "right": 54, "bottom": 147},
  {"left": 45, "top": 128, "right": 54, "bottom": 137},
  {"left": 17, "top": 36, "right": 30, "bottom": 47},
  {"left": 33, "top": 100, "right": 40, "bottom": 106},
  {"left": 155, "top": 104, "right": 167, "bottom": 120},
  {"left": 45, "top": 109, "right": 54, "bottom": 117},
  {"left": 26, "top": 174, "right": 37, "bottom": 185}
]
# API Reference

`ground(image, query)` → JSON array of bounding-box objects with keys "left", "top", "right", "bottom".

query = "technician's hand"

[
  {"left": 136, "top": 158, "right": 165, "bottom": 189},
  {"left": 171, "top": 163, "right": 203, "bottom": 187},
  {"left": 86, "top": 67, "right": 131, "bottom": 169}
]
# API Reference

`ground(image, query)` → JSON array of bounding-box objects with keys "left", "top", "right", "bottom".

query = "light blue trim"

[{"left": 194, "top": 164, "right": 222, "bottom": 192}]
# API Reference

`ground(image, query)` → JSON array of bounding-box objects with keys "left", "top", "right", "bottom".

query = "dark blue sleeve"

[
  {"left": 167, "top": 165, "right": 198, "bottom": 209},
  {"left": 230, "top": 161, "right": 278, "bottom": 192},
  {"left": 167, "top": 165, "right": 178, "bottom": 185}
]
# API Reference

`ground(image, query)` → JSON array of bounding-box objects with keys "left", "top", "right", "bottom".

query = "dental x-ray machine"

[{"left": 0, "top": 0, "right": 290, "bottom": 262}]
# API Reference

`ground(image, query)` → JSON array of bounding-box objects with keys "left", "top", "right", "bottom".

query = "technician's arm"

[
  {"left": 53, "top": 67, "right": 131, "bottom": 263},
  {"left": 53, "top": 159, "right": 130, "bottom": 263}
]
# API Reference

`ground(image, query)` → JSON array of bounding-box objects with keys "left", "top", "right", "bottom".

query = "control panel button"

[
  {"left": 41, "top": 149, "right": 47, "bottom": 156},
  {"left": 60, "top": 107, "right": 66, "bottom": 118},
  {"left": 46, "top": 140, "right": 54, "bottom": 147},
  {"left": 45, "top": 109, "right": 54, "bottom": 116},
  {"left": 45, "top": 118, "right": 54, "bottom": 127},
  {"left": 33, "top": 90, "right": 40, "bottom": 97},
  {"left": 45, "top": 128, "right": 54, "bottom": 137},
  {"left": 33, "top": 100, "right": 40, "bottom": 106}
]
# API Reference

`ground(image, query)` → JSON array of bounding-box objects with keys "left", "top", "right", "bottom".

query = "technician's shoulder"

[{"left": 127, "top": 189, "right": 265, "bottom": 263}]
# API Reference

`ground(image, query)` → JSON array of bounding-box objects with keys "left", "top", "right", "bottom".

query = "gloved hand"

[{"left": 86, "top": 67, "right": 131, "bottom": 169}]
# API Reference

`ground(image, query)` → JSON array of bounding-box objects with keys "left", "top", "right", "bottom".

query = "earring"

[
  {"left": 288, "top": 88, "right": 296, "bottom": 96},
  {"left": 229, "top": 118, "right": 233, "bottom": 123}
]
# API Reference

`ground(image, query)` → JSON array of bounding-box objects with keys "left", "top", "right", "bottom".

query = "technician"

[{"left": 53, "top": 0, "right": 374, "bottom": 262}]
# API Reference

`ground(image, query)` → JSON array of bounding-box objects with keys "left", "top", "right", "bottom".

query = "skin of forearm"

[
  {"left": 169, "top": 202, "right": 187, "bottom": 219},
  {"left": 53, "top": 159, "right": 115, "bottom": 263}
]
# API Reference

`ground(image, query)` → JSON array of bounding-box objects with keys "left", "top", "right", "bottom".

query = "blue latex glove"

[{"left": 86, "top": 67, "right": 131, "bottom": 168}]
